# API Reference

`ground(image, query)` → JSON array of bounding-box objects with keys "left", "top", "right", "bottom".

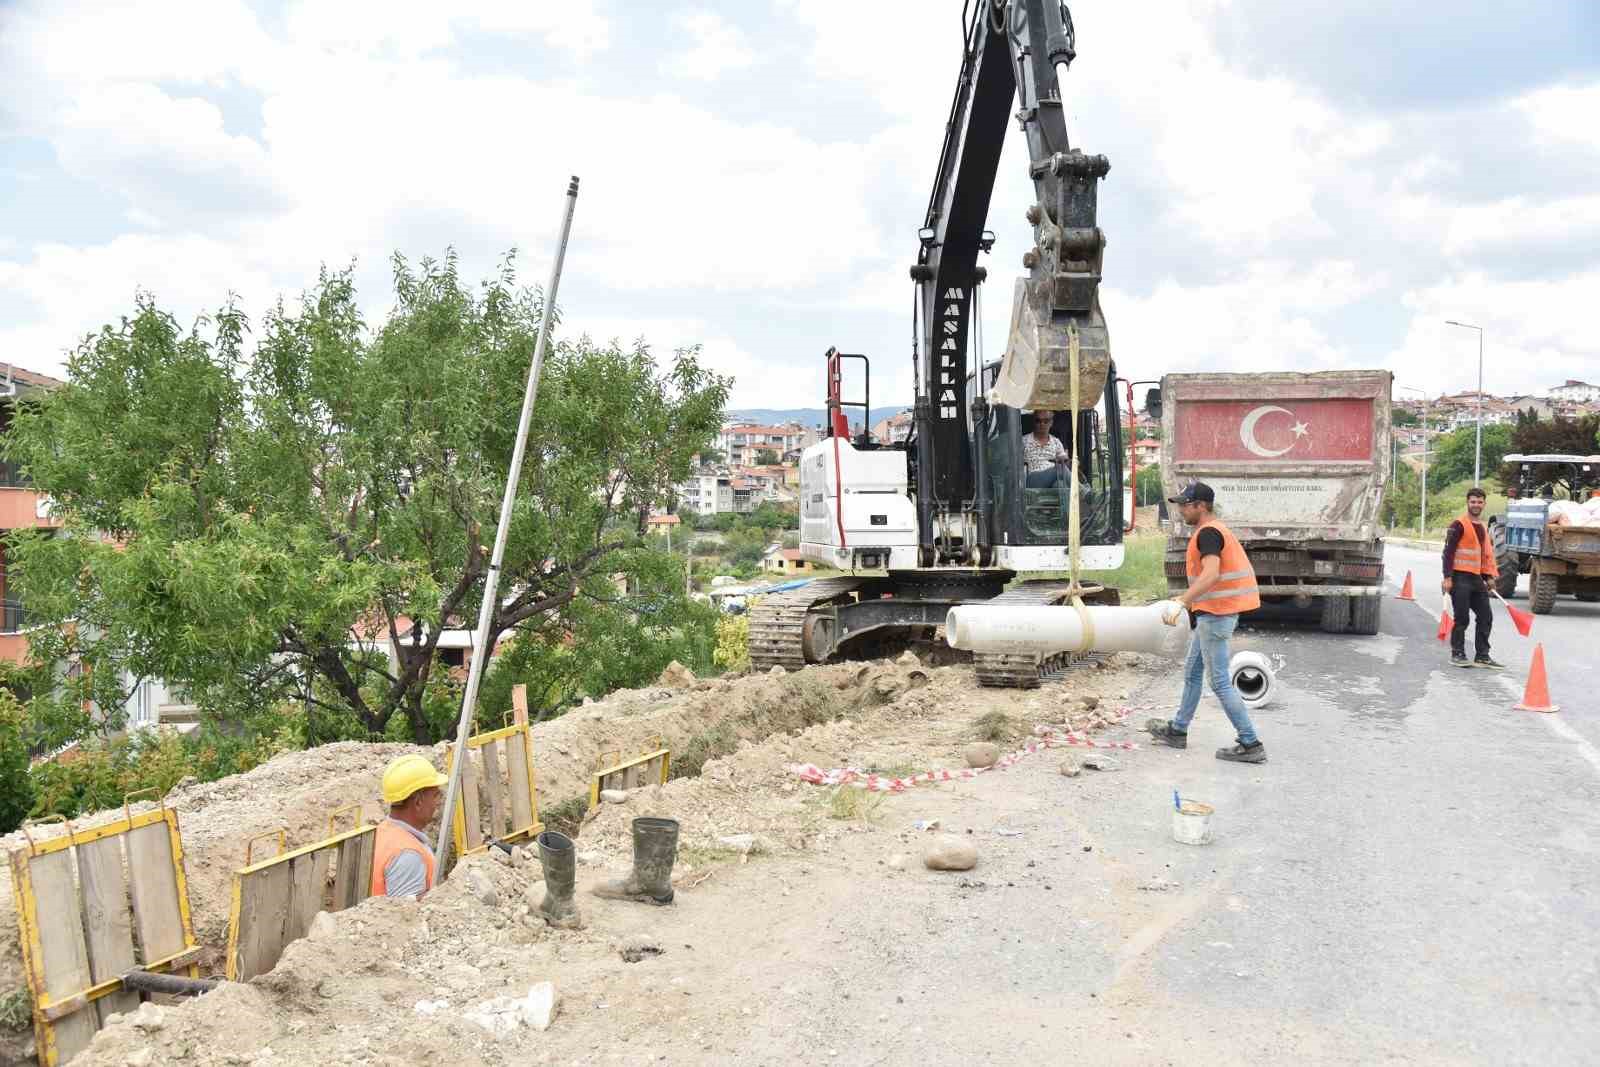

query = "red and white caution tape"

[{"left": 788, "top": 717, "right": 1140, "bottom": 793}]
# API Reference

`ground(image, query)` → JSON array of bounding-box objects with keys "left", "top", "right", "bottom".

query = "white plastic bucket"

[{"left": 1171, "top": 800, "right": 1214, "bottom": 845}]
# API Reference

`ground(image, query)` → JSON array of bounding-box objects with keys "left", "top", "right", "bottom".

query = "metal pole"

[
  {"left": 1421, "top": 394, "right": 1429, "bottom": 536},
  {"left": 435, "top": 176, "right": 580, "bottom": 876},
  {"left": 1446, "top": 320, "right": 1484, "bottom": 485}
]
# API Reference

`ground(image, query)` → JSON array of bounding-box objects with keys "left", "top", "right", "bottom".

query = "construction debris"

[{"left": 923, "top": 836, "right": 980, "bottom": 871}]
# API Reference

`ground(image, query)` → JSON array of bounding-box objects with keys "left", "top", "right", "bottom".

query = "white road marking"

[{"left": 1386, "top": 562, "right": 1600, "bottom": 778}]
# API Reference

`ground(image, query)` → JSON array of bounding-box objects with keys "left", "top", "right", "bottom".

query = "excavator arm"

[{"left": 910, "top": 0, "right": 1111, "bottom": 552}]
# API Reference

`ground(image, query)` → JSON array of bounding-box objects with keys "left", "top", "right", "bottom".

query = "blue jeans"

[
  {"left": 1173, "top": 612, "right": 1260, "bottom": 745},
  {"left": 1025, "top": 467, "right": 1059, "bottom": 488}
]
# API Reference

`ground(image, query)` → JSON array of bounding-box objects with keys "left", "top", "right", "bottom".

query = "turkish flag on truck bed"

[{"left": 1174, "top": 398, "right": 1374, "bottom": 462}]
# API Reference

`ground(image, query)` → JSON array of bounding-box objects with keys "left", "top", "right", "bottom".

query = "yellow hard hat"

[{"left": 381, "top": 754, "right": 448, "bottom": 805}]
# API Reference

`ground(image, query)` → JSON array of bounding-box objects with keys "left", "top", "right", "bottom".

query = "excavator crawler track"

[
  {"left": 747, "top": 577, "right": 870, "bottom": 672},
  {"left": 972, "top": 579, "right": 1112, "bottom": 689}
]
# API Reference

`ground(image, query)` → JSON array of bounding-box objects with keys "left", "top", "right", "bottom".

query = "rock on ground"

[
  {"left": 923, "top": 835, "right": 979, "bottom": 871},
  {"left": 963, "top": 742, "right": 1001, "bottom": 769}
]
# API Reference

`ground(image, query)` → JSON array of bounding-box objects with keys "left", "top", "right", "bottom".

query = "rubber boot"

[
  {"left": 592, "top": 817, "right": 679, "bottom": 905},
  {"left": 536, "top": 830, "right": 583, "bottom": 928}
]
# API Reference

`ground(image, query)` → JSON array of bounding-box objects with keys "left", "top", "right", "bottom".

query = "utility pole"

[
  {"left": 1445, "top": 320, "right": 1484, "bottom": 485},
  {"left": 435, "top": 176, "right": 580, "bottom": 877},
  {"left": 1402, "top": 386, "right": 1429, "bottom": 536}
]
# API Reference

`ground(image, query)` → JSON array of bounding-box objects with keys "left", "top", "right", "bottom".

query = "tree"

[
  {"left": 1498, "top": 411, "right": 1600, "bottom": 496},
  {"left": 1428, "top": 423, "right": 1512, "bottom": 487},
  {"left": 1392, "top": 408, "right": 1419, "bottom": 428},
  {"left": 4, "top": 252, "right": 729, "bottom": 745},
  {"left": 755, "top": 448, "right": 780, "bottom": 465},
  {"left": 0, "top": 691, "right": 32, "bottom": 834},
  {"left": 1133, "top": 466, "right": 1163, "bottom": 506}
]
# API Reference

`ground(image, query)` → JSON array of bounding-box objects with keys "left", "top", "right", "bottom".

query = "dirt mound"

[{"left": 64, "top": 655, "right": 1145, "bottom": 1066}]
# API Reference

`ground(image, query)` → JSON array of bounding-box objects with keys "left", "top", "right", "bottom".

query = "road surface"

[{"left": 700, "top": 542, "right": 1600, "bottom": 1064}]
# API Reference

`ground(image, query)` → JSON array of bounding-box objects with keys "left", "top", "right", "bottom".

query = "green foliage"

[
  {"left": 1133, "top": 465, "right": 1163, "bottom": 506},
  {"left": 1077, "top": 532, "right": 1169, "bottom": 605},
  {"left": 755, "top": 448, "right": 780, "bottom": 465},
  {"left": 713, "top": 614, "right": 750, "bottom": 672},
  {"left": 4, "top": 252, "right": 728, "bottom": 746},
  {"left": 1498, "top": 411, "right": 1600, "bottom": 496},
  {"left": 1428, "top": 423, "right": 1512, "bottom": 487},
  {"left": 0, "top": 986, "right": 29, "bottom": 1033},
  {"left": 0, "top": 692, "right": 34, "bottom": 835},
  {"left": 1392, "top": 408, "right": 1420, "bottom": 428}
]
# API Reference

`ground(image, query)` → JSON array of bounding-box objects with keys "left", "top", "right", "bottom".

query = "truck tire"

[
  {"left": 1577, "top": 593, "right": 1600, "bottom": 603},
  {"left": 1319, "top": 595, "right": 1351, "bottom": 633},
  {"left": 1529, "top": 565, "right": 1558, "bottom": 615},
  {"left": 1348, "top": 595, "right": 1381, "bottom": 635},
  {"left": 1490, "top": 522, "right": 1519, "bottom": 599}
]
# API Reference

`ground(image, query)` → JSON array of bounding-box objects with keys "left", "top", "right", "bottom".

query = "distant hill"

[{"left": 727, "top": 406, "right": 909, "bottom": 429}]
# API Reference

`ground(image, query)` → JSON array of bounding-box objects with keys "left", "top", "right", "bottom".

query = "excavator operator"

[{"left": 1024, "top": 409, "right": 1071, "bottom": 488}]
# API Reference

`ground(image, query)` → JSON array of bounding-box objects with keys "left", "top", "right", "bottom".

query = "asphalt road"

[{"left": 715, "top": 542, "right": 1600, "bottom": 1064}]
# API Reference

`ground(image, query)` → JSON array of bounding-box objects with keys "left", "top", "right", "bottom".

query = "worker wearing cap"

[
  {"left": 1146, "top": 482, "right": 1267, "bottom": 763},
  {"left": 372, "top": 754, "right": 448, "bottom": 899}
]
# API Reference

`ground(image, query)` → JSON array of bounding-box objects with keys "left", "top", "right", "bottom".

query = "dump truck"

[{"left": 1152, "top": 370, "right": 1393, "bottom": 634}]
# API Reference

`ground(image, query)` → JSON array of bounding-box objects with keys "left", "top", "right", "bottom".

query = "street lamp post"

[
  {"left": 1445, "top": 320, "right": 1484, "bottom": 485},
  {"left": 1402, "top": 386, "right": 1430, "bottom": 536}
]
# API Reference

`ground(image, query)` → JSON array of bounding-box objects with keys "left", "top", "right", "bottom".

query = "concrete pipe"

[
  {"left": 945, "top": 601, "right": 1186, "bottom": 657},
  {"left": 1229, "top": 650, "right": 1275, "bottom": 708}
]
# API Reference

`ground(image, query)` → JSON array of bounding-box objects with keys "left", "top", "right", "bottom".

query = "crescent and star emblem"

[{"left": 1239, "top": 405, "right": 1312, "bottom": 458}]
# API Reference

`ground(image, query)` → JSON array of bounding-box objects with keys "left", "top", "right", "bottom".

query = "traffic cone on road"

[
  {"left": 1514, "top": 644, "right": 1559, "bottom": 713},
  {"left": 1397, "top": 571, "right": 1416, "bottom": 600},
  {"left": 1436, "top": 611, "right": 1452, "bottom": 642}
]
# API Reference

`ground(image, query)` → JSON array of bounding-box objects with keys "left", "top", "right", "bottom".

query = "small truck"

[{"left": 1492, "top": 453, "right": 1600, "bottom": 614}]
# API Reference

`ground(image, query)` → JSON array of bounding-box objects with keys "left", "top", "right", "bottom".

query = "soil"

[{"left": 3, "top": 653, "right": 1156, "bottom": 1066}]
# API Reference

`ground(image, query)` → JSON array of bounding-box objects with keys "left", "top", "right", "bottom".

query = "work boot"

[
  {"left": 1145, "top": 718, "right": 1188, "bottom": 749},
  {"left": 536, "top": 830, "right": 583, "bottom": 929},
  {"left": 1450, "top": 652, "right": 1471, "bottom": 668},
  {"left": 1474, "top": 656, "right": 1505, "bottom": 670},
  {"left": 1216, "top": 741, "right": 1267, "bottom": 764},
  {"left": 592, "top": 817, "right": 679, "bottom": 905}
]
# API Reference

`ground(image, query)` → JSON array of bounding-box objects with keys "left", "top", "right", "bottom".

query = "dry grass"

[
  {"left": 969, "top": 711, "right": 1018, "bottom": 743},
  {"left": 824, "top": 785, "right": 883, "bottom": 822}
]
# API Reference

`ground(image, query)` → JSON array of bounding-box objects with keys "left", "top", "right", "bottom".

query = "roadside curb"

[{"left": 1384, "top": 536, "right": 1444, "bottom": 551}]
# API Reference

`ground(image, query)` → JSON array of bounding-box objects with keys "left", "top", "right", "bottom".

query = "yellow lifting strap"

[{"left": 1065, "top": 319, "right": 1095, "bottom": 653}]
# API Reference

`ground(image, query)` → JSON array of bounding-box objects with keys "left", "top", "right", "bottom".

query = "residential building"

[
  {"left": 0, "top": 365, "right": 66, "bottom": 666},
  {"left": 1132, "top": 438, "right": 1161, "bottom": 466},
  {"left": 678, "top": 470, "right": 734, "bottom": 516},
  {"left": 870, "top": 409, "right": 913, "bottom": 445},
  {"left": 762, "top": 545, "right": 813, "bottom": 575},
  {"left": 717, "top": 422, "right": 817, "bottom": 464},
  {"left": 1551, "top": 380, "right": 1600, "bottom": 404}
]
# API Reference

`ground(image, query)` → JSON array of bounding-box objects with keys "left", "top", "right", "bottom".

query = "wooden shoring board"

[
  {"left": 227, "top": 824, "right": 375, "bottom": 982},
  {"left": 125, "top": 821, "right": 188, "bottom": 966},
  {"left": 74, "top": 837, "right": 139, "bottom": 1025},
  {"left": 460, "top": 748, "right": 484, "bottom": 851},
  {"left": 590, "top": 749, "right": 671, "bottom": 809},
  {"left": 482, "top": 739, "right": 507, "bottom": 841},
  {"left": 12, "top": 849, "right": 97, "bottom": 1065},
  {"left": 330, "top": 830, "right": 376, "bottom": 911},
  {"left": 504, "top": 732, "right": 534, "bottom": 836}
]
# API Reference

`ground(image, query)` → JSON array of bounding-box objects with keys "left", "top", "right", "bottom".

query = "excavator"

[{"left": 749, "top": 0, "right": 1129, "bottom": 687}]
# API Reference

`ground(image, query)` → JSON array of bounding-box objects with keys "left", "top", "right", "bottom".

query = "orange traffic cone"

[
  {"left": 1436, "top": 611, "right": 1452, "bottom": 642},
  {"left": 1397, "top": 571, "right": 1416, "bottom": 600},
  {"left": 1514, "top": 644, "right": 1559, "bottom": 713}
]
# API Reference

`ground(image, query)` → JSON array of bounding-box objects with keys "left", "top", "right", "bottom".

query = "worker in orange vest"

[
  {"left": 371, "top": 754, "right": 448, "bottom": 899},
  {"left": 1442, "top": 487, "right": 1503, "bottom": 669},
  {"left": 1146, "top": 482, "right": 1267, "bottom": 763}
]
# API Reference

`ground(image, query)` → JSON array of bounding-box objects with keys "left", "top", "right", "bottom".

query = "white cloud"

[{"left": 662, "top": 11, "right": 757, "bottom": 82}]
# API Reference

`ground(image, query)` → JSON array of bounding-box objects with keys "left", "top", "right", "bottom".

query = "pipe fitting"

[{"left": 1229, "top": 651, "right": 1275, "bottom": 708}]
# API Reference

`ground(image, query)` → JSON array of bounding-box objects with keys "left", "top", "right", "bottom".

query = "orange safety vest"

[
  {"left": 370, "top": 819, "right": 436, "bottom": 898},
  {"left": 1450, "top": 514, "right": 1499, "bottom": 579},
  {"left": 1185, "top": 518, "right": 1261, "bottom": 615}
]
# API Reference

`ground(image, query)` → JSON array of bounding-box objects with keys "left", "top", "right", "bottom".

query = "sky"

[{"left": 2, "top": 1, "right": 1597, "bottom": 412}]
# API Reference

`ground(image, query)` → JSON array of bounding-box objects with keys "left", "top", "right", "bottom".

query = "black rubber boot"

[
  {"left": 536, "top": 830, "right": 583, "bottom": 928},
  {"left": 592, "top": 817, "right": 679, "bottom": 905}
]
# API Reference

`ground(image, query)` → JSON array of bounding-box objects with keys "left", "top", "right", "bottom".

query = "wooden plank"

[
  {"left": 505, "top": 734, "right": 534, "bottom": 833},
  {"left": 26, "top": 850, "right": 98, "bottom": 1063},
  {"left": 232, "top": 860, "right": 291, "bottom": 982},
  {"left": 74, "top": 837, "right": 139, "bottom": 1025},
  {"left": 512, "top": 684, "right": 529, "bottom": 726},
  {"left": 285, "top": 850, "right": 329, "bottom": 947},
  {"left": 125, "top": 821, "right": 185, "bottom": 964},
  {"left": 482, "top": 740, "right": 507, "bottom": 841},
  {"left": 461, "top": 749, "right": 483, "bottom": 851},
  {"left": 350, "top": 830, "right": 375, "bottom": 903}
]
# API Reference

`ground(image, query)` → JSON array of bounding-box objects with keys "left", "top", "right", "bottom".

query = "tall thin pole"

[
  {"left": 435, "top": 176, "right": 580, "bottom": 876},
  {"left": 1446, "top": 320, "right": 1484, "bottom": 485}
]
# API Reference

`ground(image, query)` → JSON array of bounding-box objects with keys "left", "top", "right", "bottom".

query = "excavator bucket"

[{"left": 989, "top": 277, "right": 1110, "bottom": 411}]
